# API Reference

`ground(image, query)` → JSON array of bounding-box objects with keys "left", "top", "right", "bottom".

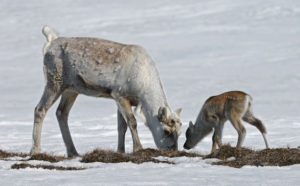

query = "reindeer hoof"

[
  {"left": 30, "top": 147, "right": 41, "bottom": 155},
  {"left": 133, "top": 146, "right": 143, "bottom": 152},
  {"left": 117, "top": 148, "right": 125, "bottom": 153},
  {"left": 67, "top": 150, "right": 80, "bottom": 158}
]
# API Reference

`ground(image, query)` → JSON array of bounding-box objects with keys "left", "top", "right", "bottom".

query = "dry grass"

[
  {"left": 132, "top": 148, "right": 202, "bottom": 158},
  {"left": 2, "top": 146, "right": 300, "bottom": 169},
  {"left": 0, "top": 150, "right": 66, "bottom": 163},
  {"left": 209, "top": 145, "right": 300, "bottom": 168},
  {"left": 204, "top": 144, "right": 253, "bottom": 160},
  {"left": 81, "top": 148, "right": 203, "bottom": 164},
  {"left": 0, "top": 150, "right": 27, "bottom": 159},
  {"left": 28, "top": 153, "right": 67, "bottom": 163},
  {"left": 81, "top": 149, "right": 174, "bottom": 164},
  {"left": 11, "top": 163, "right": 85, "bottom": 171}
]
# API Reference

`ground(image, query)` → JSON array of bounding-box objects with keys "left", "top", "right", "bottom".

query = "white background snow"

[{"left": 0, "top": 0, "right": 299, "bottom": 185}]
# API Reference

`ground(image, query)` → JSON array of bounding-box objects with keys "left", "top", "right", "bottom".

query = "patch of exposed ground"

[
  {"left": 0, "top": 150, "right": 27, "bottom": 159},
  {"left": 11, "top": 163, "right": 85, "bottom": 171},
  {"left": 207, "top": 145, "right": 300, "bottom": 168},
  {"left": 81, "top": 149, "right": 175, "bottom": 164},
  {"left": 2, "top": 146, "right": 300, "bottom": 169},
  {"left": 28, "top": 153, "right": 67, "bottom": 162}
]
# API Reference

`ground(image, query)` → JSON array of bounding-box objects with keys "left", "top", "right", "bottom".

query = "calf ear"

[
  {"left": 175, "top": 108, "right": 182, "bottom": 117},
  {"left": 189, "top": 121, "right": 193, "bottom": 128},
  {"left": 158, "top": 107, "right": 169, "bottom": 122}
]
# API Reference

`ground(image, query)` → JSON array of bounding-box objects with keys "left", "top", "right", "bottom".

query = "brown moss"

[
  {"left": 11, "top": 163, "right": 85, "bottom": 171},
  {"left": 0, "top": 150, "right": 27, "bottom": 159},
  {"left": 28, "top": 153, "right": 66, "bottom": 163},
  {"left": 81, "top": 149, "right": 174, "bottom": 164},
  {"left": 211, "top": 145, "right": 300, "bottom": 168},
  {"left": 132, "top": 148, "right": 203, "bottom": 158},
  {"left": 204, "top": 144, "right": 254, "bottom": 160}
]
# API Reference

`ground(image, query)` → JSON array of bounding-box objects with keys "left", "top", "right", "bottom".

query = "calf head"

[{"left": 183, "top": 121, "right": 199, "bottom": 150}]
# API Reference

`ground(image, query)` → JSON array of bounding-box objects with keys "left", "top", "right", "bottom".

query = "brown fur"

[{"left": 184, "top": 91, "right": 269, "bottom": 153}]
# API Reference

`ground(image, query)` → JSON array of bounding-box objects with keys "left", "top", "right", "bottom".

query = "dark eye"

[{"left": 171, "top": 119, "right": 175, "bottom": 124}]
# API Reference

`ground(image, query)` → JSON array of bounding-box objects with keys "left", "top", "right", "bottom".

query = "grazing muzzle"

[
  {"left": 160, "top": 131, "right": 179, "bottom": 150},
  {"left": 157, "top": 106, "right": 182, "bottom": 151},
  {"left": 183, "top": 142, "right": 191, "bottom": 150},
  {"left": 183, "top": 121, "right": 198, "bottom": 150}
]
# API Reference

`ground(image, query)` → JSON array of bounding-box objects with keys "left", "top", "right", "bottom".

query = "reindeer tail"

[
  {"left": 243, "top": 112, "right": 269, "bottom": 148},
  {"left": 42, "top": 25, "right": 59, "bottom": 54},
  {"left": 244, "top": 115, "right": 267, "bottom": 134}
]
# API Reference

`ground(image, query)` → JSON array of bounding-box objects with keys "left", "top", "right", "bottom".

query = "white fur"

[{"left": 42, "top": 25, "right": 59, "bottom": 54}]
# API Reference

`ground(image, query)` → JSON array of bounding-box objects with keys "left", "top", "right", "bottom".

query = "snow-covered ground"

[{"left": 0, "top": 0, "right": 299, "bottom": 185}]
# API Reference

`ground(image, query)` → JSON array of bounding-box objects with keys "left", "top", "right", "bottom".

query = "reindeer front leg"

[
  {"left": 56, "top": 91, "right": 79, "bottom": 157},
  {"left": 115, "top": 97, "right": 143, "bottom": 152},
  {"left": 211, "top": 122, "right": 224, "bottom": 154}
]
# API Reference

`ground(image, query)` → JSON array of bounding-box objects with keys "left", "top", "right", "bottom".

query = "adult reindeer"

[{"left": 30, "top": 26, "right": 182, "bottom": 157}]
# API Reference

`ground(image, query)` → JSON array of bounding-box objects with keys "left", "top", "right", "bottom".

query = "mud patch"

[{"left": 11, "top": 163, "right": 85, "bottom": 171}]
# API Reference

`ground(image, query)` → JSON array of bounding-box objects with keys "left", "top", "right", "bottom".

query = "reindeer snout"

[{"left": 183, "top": 143, "right": 191, "bottom": 150}]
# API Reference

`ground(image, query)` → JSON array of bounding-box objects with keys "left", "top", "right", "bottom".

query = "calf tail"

[
  {"left": 42, "top": 25, "right": 59, "bottom": 54},
  {"left": 243, "top": 112, "right": 269, "bottom": 148},
  {"left": 243, "top": 113, "right": 266, "bottom": 134}
]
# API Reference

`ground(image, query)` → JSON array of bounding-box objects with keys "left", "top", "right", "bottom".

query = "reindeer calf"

[{"left": 183, "top": 91, "right": 269, "bottom": 153}]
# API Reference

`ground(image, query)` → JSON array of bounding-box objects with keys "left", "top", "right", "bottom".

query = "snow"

[{"left": 0, "top": 0, "right": 300, "bottom": 185}]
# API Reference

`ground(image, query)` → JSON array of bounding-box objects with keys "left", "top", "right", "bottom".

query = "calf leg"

[
  {"left": 229, "top": 117, "right": 246, "bottom": 148},
  {"left": 116, "top": 97, "right": 143, "bottom": 152},
  {"left": 56, "top": 91, "right": 79, "bottom": 157},
  {"left": 117, "top": 109, "right": 128, "bottom": 153},
  {"left": 211, "top": 122, "right": 224, "bottom": 153},
  {"left": 30, "top": 86, "right": 61, "bottom": 155}
]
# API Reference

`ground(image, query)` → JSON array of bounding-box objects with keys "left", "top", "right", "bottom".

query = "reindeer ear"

[
  {"left": 175, "top": 108, "right": 182, "bottom": 117},
  {"left": 158, "top": 107, "right": 169, "bottom": 122},
  {"left": 189, "top": 121, "right": 193, "bottom": 128}
]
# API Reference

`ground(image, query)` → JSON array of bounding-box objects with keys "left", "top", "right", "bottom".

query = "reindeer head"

[
  {"left": 183, "top": 121, "right": 198, "bottom": 149},
  {"left": 156, "top": 106, "right": 182, "bottom": 150},
  {"left": 183, "top": 120, "right": 213, "bottom": 150},
  {"left": 158, "top": 107, "right": 182, "bottom": 135}
]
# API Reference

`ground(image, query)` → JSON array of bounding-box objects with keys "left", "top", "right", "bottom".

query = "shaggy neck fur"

[{"left": 141, "top": 82, "right": 171, "bottom": 148}]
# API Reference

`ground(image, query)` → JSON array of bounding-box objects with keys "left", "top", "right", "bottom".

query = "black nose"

[{"left": 183, "top": 143, "right": 191, "bottom": 150}]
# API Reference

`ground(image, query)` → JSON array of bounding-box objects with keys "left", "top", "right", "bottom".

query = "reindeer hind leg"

[
  {"left": 56, "top": 91, "right": 79, "bottom": 157},
  {"left": 229, "top": 116, "right": 246, "bottom": 149},
  {"left": 31, "top": 85, "right": 61, "bottom": 155}
]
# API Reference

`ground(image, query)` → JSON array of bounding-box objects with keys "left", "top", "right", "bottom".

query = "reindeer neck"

[
  {"left": 194, "top": 112, "right": 212, "bottom": 136},
  {"left": 140, "top": 87, "right": 170, "bottom": 146}
]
